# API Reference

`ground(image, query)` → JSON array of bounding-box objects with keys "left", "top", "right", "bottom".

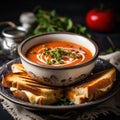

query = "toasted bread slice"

[
  {"left": 2, "top": 72, "right": 33, "bottom": 88},
  {"left": 11, "top": 64, "right": 26, "bottom": 73},
  {"left": 65, "top": 67, "right": 116, "bottom": 104},
  {"left": 2, "top": 72, "right": 63, "bottom": 105},
  {"left": 2, "top": 63, "right": 116, "bottom": 105},
  {"left": 2, "top": 72, "right": 62, "bottom": 92}
]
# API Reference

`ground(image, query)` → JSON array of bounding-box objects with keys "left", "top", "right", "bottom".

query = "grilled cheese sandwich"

[
  {"left": 65, "top": 67, "right": 116, "bottom": 104},
  {"left": 2, "top": 66, "right": 63, "bottom": 105},
  {"left": 1, "top": 64, "right": 116, "bottom": 105}
]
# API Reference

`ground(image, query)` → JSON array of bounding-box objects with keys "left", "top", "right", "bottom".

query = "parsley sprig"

[{"left": 27, "top": 7, "right": 91, "bottom": 38}]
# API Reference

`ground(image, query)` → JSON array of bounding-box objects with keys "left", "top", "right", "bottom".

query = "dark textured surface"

[
  {"left": 0, "top": 104, "right": 13, "bottom": 120},
  {"left": 0, "top": 0, "right": 120, "bottom": 24},
  {"left": 0, "top": 0, "right": 120, "bottom": 119}
]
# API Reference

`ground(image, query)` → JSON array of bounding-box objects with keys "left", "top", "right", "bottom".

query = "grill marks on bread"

[
  {"left": 1, "top": 64, "right": 116, "bottom": 105},
  {"left": 2, "top": 65, "right": 63, "bottom": 105},
  {"left": 65, "top": 67, "right": 116, "bottom": 104}
]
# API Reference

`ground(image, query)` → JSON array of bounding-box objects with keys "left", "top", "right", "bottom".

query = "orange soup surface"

[{"left": 26, "top": 41, "right": 92, "bottom": 66}]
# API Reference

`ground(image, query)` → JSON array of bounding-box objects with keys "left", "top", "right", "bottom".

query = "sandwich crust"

[
  {"left": 11, "top": 64, "right": 26, "bottom": 73},
  {"left": 65, "top": 67, "right": 116, "bottom": 104},
  {"left": 1, "top": 63, "right": 116, "bottom": 105},
  {"left": 2, "top": 64, "right": 63, "bottom": 105}
]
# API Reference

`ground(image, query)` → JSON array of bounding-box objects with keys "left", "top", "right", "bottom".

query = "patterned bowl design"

[{"left": 18, "top": 32, "right": 99, "bottom": 87}]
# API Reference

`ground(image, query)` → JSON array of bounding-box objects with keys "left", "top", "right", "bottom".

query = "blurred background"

[
  {"left": 0, "top": 0, "right": 120, "bottom": 25},
  {"left": 0, "top": 0, "right": 120, "bottom": 52}
]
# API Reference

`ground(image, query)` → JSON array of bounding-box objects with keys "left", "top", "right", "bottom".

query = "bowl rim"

[{"left": 18, "top": 32, "right": 99, "bottom": 70}]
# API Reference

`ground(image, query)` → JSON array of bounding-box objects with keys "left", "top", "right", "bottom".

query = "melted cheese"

[
  {"left": 10, "top": 87, "right": 18, "bottom": 91},
  {"left": 99, "top": 83, "right": 113, "bottom": 92},
  {"left": 22, "top": 90, "right": 43, "bottom": 104},
  {"left": 10, "top": 87, "right": 43, "bottom": 104}
]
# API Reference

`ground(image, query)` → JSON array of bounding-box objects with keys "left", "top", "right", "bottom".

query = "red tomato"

[{"left": 86, "top": 8, "right": 116, "bottom": 32}]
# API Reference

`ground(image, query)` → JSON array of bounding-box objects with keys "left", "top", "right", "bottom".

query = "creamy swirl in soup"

[{"left": 26, "top": 41, "right": 92, "bottom": 66}]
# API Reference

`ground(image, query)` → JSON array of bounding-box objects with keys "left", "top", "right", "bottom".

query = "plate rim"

[{"left": 0, "top": 58, "right": 120, "bottom": 111}]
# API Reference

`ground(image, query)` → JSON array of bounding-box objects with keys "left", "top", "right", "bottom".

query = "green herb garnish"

[
  {"left": 59, "top": 98, "right": 74, "bottom": 105},
  {"left": 43, "top": 48, "right": 82, "bottom": 65},
  {"left": 27, "top": 7, "right": 91, "bottom": 38},
  {"left": 100, "top": 47, "right": 120, "bottom": 55}
]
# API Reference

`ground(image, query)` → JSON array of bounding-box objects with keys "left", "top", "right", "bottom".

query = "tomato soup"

[{"left": 26, "top": 41, "right": 92, "bottom": 66}]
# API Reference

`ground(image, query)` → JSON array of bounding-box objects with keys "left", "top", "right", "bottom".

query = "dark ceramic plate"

[{"left": 0, "top": 58, "right": 120, "bottom": 112}]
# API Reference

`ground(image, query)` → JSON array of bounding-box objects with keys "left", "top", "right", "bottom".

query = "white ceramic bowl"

[{"left": 18, "top": 32, "right": 99, "bottom": 87}]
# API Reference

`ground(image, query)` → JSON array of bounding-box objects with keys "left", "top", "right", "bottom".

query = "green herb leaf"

[
  {"left": 27, "top": 8, "right": 91, "bottom": 38},
  {"left": 59, "top": 98, "right": 74, "bottom": 105},
  {"left": 67, "top": 19, "right": 73, "bottom": 30}
]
